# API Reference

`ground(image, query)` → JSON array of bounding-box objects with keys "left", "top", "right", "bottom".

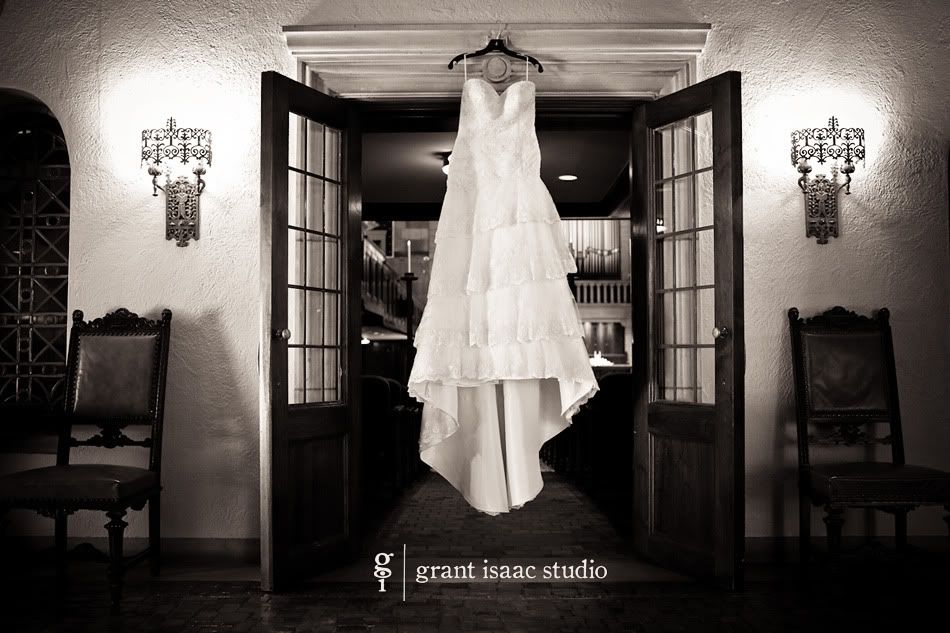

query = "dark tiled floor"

[
  {"left": 315, "top": 470, "right": 683, "bottom": 583},
  {"left": 2, "top": 472, "right": 948, "bottom": 632}
]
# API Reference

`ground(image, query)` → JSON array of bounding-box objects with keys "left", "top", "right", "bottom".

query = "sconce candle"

[
  {"left": 790, "top": 116, "right": 865, "bottom": 244},
  {"left": 407, "top": 240, "right": 412, "bottom": 273},
  {"left": 141, "top": 117, "right": 212, "bottom": 247}
]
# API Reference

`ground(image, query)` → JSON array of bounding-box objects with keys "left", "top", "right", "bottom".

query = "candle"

[{"left": 407, "top": 240, "right": 412, "bottom": 273}]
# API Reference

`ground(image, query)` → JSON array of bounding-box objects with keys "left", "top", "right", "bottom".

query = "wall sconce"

[
  {"left": 791, "top": 116, "right": 864, "bottom": 244},
  {"left": 141, "top": 117, "right": 212, "bottom": 247}
]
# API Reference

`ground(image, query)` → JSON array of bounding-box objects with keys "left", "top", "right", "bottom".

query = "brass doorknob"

[
  {"left": 712, "top": 326, "right": 730, "bottom": 341},
  {"left": 274, "top": 328, "right": 291, "bottom": 340}
]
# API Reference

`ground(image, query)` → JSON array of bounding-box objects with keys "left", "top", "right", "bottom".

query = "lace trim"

[
  {"left": 414, "top": 278, "right": 584, "bottom": 347},
  {"left": 408, "top": 337, "right": 596, "bottom": 384},
  {"left": 418, "top": 406, "right": 458, "bottom": 453},
  {"left": 563, "top": 383, "right": 600, "bottom": 422},
  {"left": 435, "top": 179, "right": 560, "bottom": 239},
  {"left": 426, "top": 258, "right": 575, "bottom": 296},
  {"left": 427, "top": 220, "right": 578, "bottom": 296},
  {"left": 414, "top": 320, "right": 584, "bottom": 348}
]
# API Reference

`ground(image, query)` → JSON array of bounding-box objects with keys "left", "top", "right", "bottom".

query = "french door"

[
  {"left": 631, "top": 72, "right": 745, "bottom": 589},
  {"left": 259, "top": 71, "right": 362, "bottom": 591}
]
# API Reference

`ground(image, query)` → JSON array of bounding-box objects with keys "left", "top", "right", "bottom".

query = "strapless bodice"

[
  {"left": 460, "top": 78, "right": 536, "bottom": 122},
  {"left": 449, "top": 79, "right": 540, "bottom": 181}
]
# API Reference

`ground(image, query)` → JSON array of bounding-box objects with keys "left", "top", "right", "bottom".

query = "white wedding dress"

[{"left": 407, "top": 77, "right": 599, "bottom": 515}]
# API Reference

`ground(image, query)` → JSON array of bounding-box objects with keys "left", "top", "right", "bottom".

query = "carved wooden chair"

[
  {"left": 788, "top": 306, "right": 950, "bottom": 562},
  {"left": 0, "top": 308, "right": 172, "bottom": 610}
]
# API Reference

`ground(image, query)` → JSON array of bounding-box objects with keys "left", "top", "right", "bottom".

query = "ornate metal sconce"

[
  {"left": 141, "top": 118, "right": 212, "bottom": 247},
  {"left": 791, "top": 117, "right": 864, "bottom": 244}
]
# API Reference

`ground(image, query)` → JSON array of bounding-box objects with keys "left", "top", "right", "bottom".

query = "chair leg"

[
  {"left": 55, "top": 509, "right": 68, "bottom": 579},
  {"left": 799, "top": 495, "right": 811, "bottom": 564},
  {"left": 894, "top": 509, "right": 908, "bottom": 552},
  {"left": 823, "top": 506, "right": 844, "bottom": 554},
  {"left": 105, "top": 510, "right": 128, "bottom": 612},
  {"left": 149, "top": 494, "right": 161, "bottom": 576}
]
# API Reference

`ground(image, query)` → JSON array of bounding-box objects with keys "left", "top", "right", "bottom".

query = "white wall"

[{"left": 1, "top": 0, "right": 947, "bottom": 540}]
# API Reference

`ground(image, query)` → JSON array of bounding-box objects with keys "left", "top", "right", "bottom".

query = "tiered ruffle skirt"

[{"left": 408, "top": 175, "right": 599, "bottom": 515}]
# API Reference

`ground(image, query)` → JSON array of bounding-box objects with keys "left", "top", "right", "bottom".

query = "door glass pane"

[
  {"left": 288, "top": 288, "right": 304, "bottom": 344},
  {"left": 288, "top": 228, "right": 305, "bottom": 287},
  {"left": 675, "top": 290, "right": 696, "bottom": 345},
  {"left": 324, "top": 127, "right": 341, "bottom": 181},
  {"left": 697, "top": 229, "right": 714, "bottom": 287},
  {"left": 675, "top": 348, "right": 695, "bottom": 402},
  {"left": 305, "top": 291, "right": 325, "bottom": 346},
  {"left": 307, "top": 120, "right": 325, "bottom": 176},
  {"left": 695, "top": 111, "right": 713, "bottom": 171},
  {"left": 674, "top": 234, "right": 695, "bottom": 288},
  {"left": 306, "top": 177, "right": 324, "bottom": 233},
  {"left": 324, "top": 182, "right": 341, "bottom": 235},
  {"left": 660, "top": 348, "right": 675, "bottom": 400},
  {"left": 697, "top": 170, "right": 714, "bottom": 228},
  {"left": 288, "top": 171, "right": 305, "bottom": 227},
  {"left": 698, "top": 347, "right": 715, "bottom": 404},
  {"left": 661, "top": 237, "right": 675, "bottom": 291},
  {"left": 672, "top": 120, "right": 695, "bottom": 175},
  {"left": 655, "top": 181, "right": 672, "bottom": 234},
  {"left": 323, "top": 239, "right": 340, "bottom": 291},
  {"left": 306, "top": 234, "right": 324, "bottom": 288},
  {"left": 289, "top": 113, "right": 304, "bottom": 171},
  {"left": 305, "top": 348, "right": 340, "bottom": 403},
  {"left": 323, "top": 295, "right": 339, "bottom": 346},
  {"left": 303, "top": 234, "right": 341, "bottom": 290},
  {"left": 286, "top": 119, "right": 345, "bottom": 405},
  {"left": 674, "top": 176, "right": 694, "bottom": 232},
  {"left": 653, "top": 111, "right": 715, "bottom": 404},
  {"left": 661, "top": 293, "right": 675, "bottom": 346},
  {"left": 698, "top": 288, "right": 715, "bottom": 345},
  {"left": 324, "top": 348, "right": 340, "bottom": 401},
  {"left": 288, "top": 347, "right": 305, "bottom": 405},
  {"left": 305, "top": 348, "right": 325, "bottom": 402},
  {"left": 657, "top": 127, "right": 673, "bottom": 179}
]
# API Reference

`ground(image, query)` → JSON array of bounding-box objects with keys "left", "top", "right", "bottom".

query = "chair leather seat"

[
  {"left": 0, "top": 464, "right": 158, "bottom": 503},
  {"left": 808, "top": 462, "right": 950, "bottom": 505}
]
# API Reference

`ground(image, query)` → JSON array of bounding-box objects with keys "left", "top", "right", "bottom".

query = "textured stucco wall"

[{"left": 1, "top": 0, "right": 947, "bottom": 540}]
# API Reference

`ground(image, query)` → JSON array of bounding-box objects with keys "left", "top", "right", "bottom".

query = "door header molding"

[{"left": 283, "top": 23, "right": 709, "bottom": 100}]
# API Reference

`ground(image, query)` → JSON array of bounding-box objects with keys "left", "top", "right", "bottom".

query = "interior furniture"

[
  {"left": 360, "top": 375, "right": 424, "bottom": 522},
  {"left": 0, "top": 307, "right": 172, "bottom": 610},
  {"left": 788, "top": 306, "right": 950, "bottom": 562}
]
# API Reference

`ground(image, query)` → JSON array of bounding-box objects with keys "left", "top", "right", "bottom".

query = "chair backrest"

[
  {"left": 58, "top": 308, "right": 172, "bottom": 473},
  {"left": 787, "top": 306, "right": 903, "bottom": 467}
]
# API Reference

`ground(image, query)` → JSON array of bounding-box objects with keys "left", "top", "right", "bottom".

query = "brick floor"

[{"left": 2, "top": 472, "right": 948, "bottom": 632}]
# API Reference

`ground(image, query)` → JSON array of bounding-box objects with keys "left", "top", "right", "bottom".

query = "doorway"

[
  {"left": 357, "top": 98, "right": 640, "bottom": 543},
  {"left": 259, "top": 69, "right": 744, "bottom": 592},
  {"left": 0, "top": 91, "right": 71, "bottom": 419}
]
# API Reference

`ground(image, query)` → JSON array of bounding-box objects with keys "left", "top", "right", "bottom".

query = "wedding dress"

[{"left": 407, "top": 73, "right": 599, "bottom": 515}]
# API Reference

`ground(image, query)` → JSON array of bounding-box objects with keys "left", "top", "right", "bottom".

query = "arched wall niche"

[{"left": 0, "top": 88, "right": 71, "bottom": 415}]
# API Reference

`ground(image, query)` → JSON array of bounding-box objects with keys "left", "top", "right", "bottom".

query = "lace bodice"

[{"left": 449, "top": 79, "right": 540, "bottom": 183}]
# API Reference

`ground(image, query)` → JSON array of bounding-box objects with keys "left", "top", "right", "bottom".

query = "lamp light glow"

[{"left": 558, "top": 174, "right": 578, "bottom": 181}]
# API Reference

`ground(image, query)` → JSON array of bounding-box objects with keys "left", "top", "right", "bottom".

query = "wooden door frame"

[
  {"left": 630, "top": 71, "right": 745, "bottom": 588},
  {"left": 259, "top": 71, "right": 363, "bottom": 591},
  {"left": 259, "top": 82, "right": 744, "bottom": 586}
]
